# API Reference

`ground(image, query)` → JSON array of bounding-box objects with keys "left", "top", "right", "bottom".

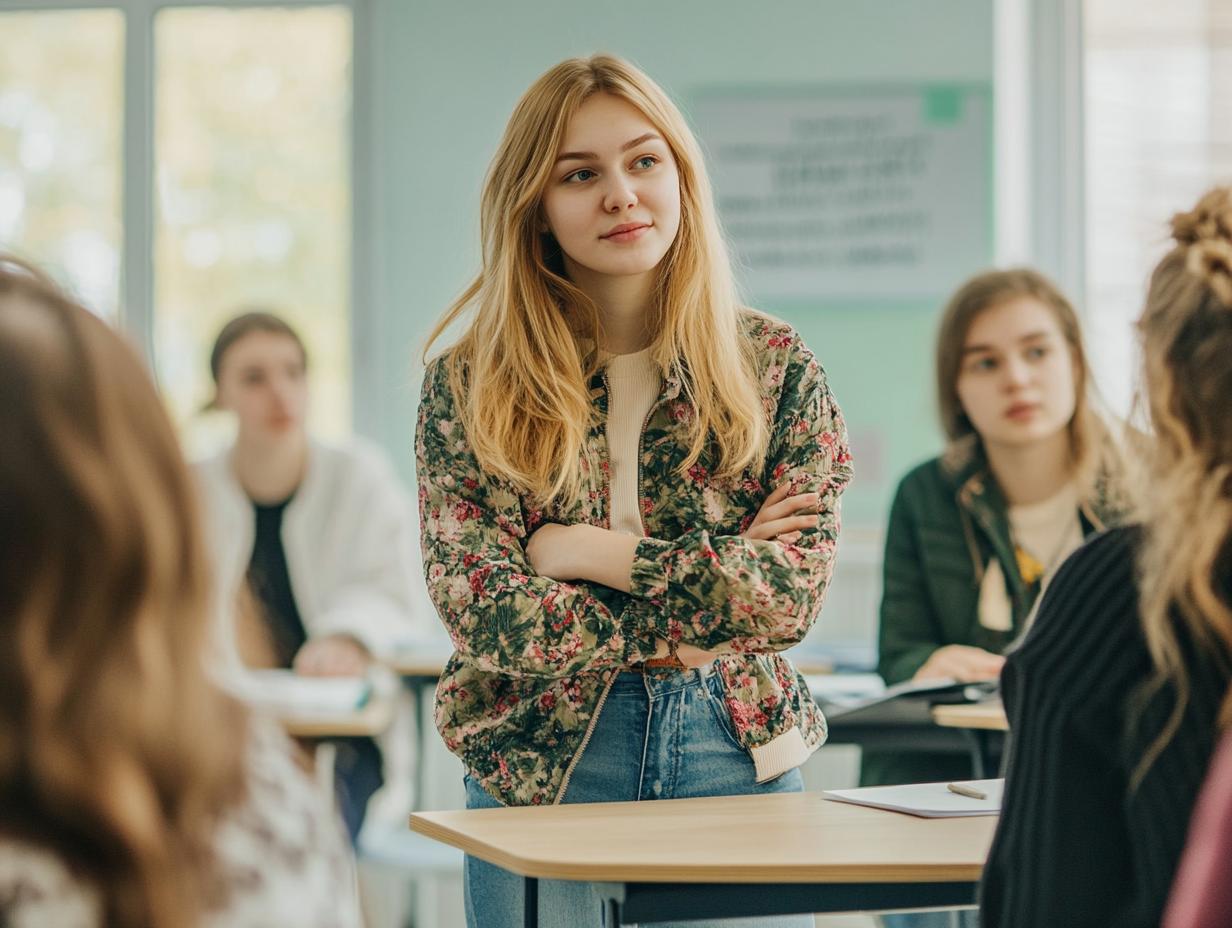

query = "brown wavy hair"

[
  {"left": 1135, "top": 187, "right": 1232, "bottom": 778},
  {"left": 0, "top": 256, "right": 248, "bottom": 925},
  {"left": 935, "top": 267, "right": 1126, "bottom": 503}
]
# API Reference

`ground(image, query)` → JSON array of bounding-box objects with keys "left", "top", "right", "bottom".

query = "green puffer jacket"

[
  {"left": 416, "top": 313, "right": 854, "bottom": 806},
  {"left": 863, "top": 439, "right": 1124, "bottom": 786}
]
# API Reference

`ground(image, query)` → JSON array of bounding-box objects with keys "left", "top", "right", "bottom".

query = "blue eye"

[
  {"left": 632, "top": 155, "right": 658, "bottom": 170},
  {"left": 970, "top": 357, "right": 997, "bottom": 372},
  {"left": 1025, "top": 345, "right": 1049, "bottom": 360},
  {"left": 564, "top": 168, "right": 596, "bottom": 184}
]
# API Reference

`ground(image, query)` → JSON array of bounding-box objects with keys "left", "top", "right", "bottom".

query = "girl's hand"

[
  {"left": 912, "top": 645, "right": 1005, "bottom": 683},
  {"left": 675, "top": 642, "right": 719, "bottom": 668},
  {"left": 294, "top": 635, "right": 371, "bottom": 677},
  {"left": 743, "top": 482, "right": 820, "bottom": 545},
  {"left": 665, "top": 484, "right": 818, "bottom": 667}
]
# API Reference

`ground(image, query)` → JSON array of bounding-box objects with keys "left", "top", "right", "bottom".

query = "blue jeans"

[
  {"left": 332, "top": 735, "right": 383, "bottom": 845},
  {"left": 463, "top": 667, "right": 813, "bottom": 928}
]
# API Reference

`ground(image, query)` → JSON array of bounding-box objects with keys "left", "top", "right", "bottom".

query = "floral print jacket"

[{"left": 416, "top": 312, "right": 853, "bottom": 806}]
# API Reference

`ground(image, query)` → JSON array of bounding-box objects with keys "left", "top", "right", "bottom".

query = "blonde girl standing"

[{"left": 417, "top": 55, "right": 853, "bottom": 928}]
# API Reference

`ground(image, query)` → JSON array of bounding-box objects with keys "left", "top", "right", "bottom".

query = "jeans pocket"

[{"left": 703, "top": 677, "right": 746, "bottom": 751}]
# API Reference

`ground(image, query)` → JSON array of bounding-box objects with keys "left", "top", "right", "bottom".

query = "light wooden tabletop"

[
  {"left": 930, "top": 701, "right": 1009, "bottom": 732},
  {"left": 411, "top": 791, "right": 995, "bottom": 884},
  {"left": 387, "top": 641, "right": 453, "bottom": 678},
  {"left": 279, "top": 690, "right": 396, "bottom": 739}
]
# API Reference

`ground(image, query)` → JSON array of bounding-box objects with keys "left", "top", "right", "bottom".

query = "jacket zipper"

[{"left": 555, "top": 670, "right": 616, "bottom": 803}]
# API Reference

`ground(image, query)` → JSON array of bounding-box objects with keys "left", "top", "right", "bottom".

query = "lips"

[
  {"left": 1005, "top": 402, "right": 1040, "bottom": 420},
  {"left": 601, "top": 222, "right": 651, "bottom": 241}
]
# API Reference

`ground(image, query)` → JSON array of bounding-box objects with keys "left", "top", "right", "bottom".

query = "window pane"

[
  {"left": 0, "top": 10, "right": 123, "bottom": 320},
  {"left": 1084, "top": 0, "right": 1232, "bottom": 417},
  {"left": 154, "top": 5, "right": 352, "bottom": 452}
]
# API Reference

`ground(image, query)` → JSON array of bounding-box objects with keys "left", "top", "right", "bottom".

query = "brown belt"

[{"left": 635, "top": 656, "right": 687, "bottom": 670}]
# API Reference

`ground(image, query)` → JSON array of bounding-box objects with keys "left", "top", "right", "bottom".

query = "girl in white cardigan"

[{"left": 194, "top": 312, "right": 422, "bottom": 840}]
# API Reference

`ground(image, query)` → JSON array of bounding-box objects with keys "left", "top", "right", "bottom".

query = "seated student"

[
  {"left": 1164, "top": 728, "right": 1232, "bottom": 928},
  {"left": 866, "top": 268, "right": 1128, "bottom": 789},
  {"left": 0, "top": 256, "right": 359, "bottom": 927},
  {"left": 980, "top": 186, "right": 1232, "bottom": 928},
  {"left": 194, "top": 312, "right": 421, "bottom": 842}
]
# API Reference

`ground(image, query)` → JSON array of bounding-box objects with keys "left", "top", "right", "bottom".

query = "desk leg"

[
  {"left": 604, "top": 896, "right": 623, "bottom": 926},
  {"left": 413, "top": 678, "right": 431, "bottom": 809},
  {"left": 524, "top": 876, "right": 538, "bottom": 928},
  {"left": 312, "top": 741, "right": 337, "bottom": 802},
  {"left": 964, "top": 730, "right": 987, "bottom": 780}
]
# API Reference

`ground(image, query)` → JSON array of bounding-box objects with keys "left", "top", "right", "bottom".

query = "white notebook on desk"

[
  {"left": 823, "top": 779, "right": 1003, "bottom": 818},
  {"left": 227, "top": 669, "right": 372, "bottom": 717}
]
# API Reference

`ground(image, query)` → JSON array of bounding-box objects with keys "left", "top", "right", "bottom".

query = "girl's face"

[
  {"left": 540, "top": 93, "right": 681, "bottom": 287},
  {"left": 955, "top": 296, "right": 1079, "bottom": 453},
  {"left": 214, "top": 330, "right": 307, "bottom": 442}
]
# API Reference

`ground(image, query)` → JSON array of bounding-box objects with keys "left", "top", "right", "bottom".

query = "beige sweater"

[
  {"left": 0, "top": 718, "right": 360, "bottom": 928},
  {"left": 603, "top": 348, "right": 662, "bottom": 536}
]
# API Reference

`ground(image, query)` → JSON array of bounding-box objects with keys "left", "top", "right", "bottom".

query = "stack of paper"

[
  {"left": 822, "top": 779, "right": 1003, "bottom": 818},
  {"left": 820, "top": 677, "right": 999, "bottom": 726},
  {"left": 804, "top": 673, "right": 886, "bottom": 707},
  {"left": 228, "top": 669, "right": 372, "bottom": 717}
]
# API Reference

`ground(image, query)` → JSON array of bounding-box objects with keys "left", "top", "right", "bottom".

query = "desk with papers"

[{"left": 411, "top": 790, "right": 995, "bottom": 927}]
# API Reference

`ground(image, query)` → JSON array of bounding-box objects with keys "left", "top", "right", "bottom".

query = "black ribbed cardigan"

[{"left": 980, "top": 526, "right": 1231, "bottom": 928}]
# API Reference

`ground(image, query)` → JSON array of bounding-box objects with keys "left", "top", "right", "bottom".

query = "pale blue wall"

[{"left": 361, "top": 0, "right": 995, "bottom": 528}]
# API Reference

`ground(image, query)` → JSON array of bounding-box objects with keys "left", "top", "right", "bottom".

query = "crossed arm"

[
  {"left": 526, "top": 484, "right": 822, "bottom": 665},
  {"left": 416, "top": 341, "right": 852, "bottom": 679}
]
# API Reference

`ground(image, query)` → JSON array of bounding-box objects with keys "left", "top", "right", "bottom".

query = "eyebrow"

[
  {"left": 961, "top": 331, "right": 1054, "bottom": 356},
  {"left": 555, "top": 132, "right": 664, "bottom": 164}
]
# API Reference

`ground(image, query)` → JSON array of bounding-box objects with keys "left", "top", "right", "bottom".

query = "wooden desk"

[
  {"left": 388, "top": 645, "right": 451, "bottom": 680},
  {"left": 278, "top": 690, "right": 396, "bottom": 739},
  {"left": 270, "top": 692, "right": 396, "bottom": 796},
  {"left": 931, "top": 701, "right": 1008, "bottom": 779},
  {"left": 411, "top": 791, "right": 995, "bottom": 926},
  {"left": 790, "top": 654, "right": 838, "bottom": 676},
  {"left": 931, "top": 701, "right": 1008, "bottom": 732},
  {"left": 387, "top": 644, "right": 453, "bottom": 809}
]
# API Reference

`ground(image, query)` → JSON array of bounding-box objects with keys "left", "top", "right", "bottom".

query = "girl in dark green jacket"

[{"left": 867, "top": 268, "right": 1129, "bottom": 788}]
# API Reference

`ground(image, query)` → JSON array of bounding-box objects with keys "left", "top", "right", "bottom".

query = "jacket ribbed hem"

[{"left": 750, "top": 725, "right": 813, "bottom": 783}]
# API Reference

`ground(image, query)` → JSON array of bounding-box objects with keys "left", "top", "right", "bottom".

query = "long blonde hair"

[
  {"left": 935, "top": 268, "right": 1127, "bottom": 503},
  {"left": 424, "top": 54, "right": 768, "bottom": 506},
  {"left": 0, "top": 256, "right": 248, "bottom": 926},
  {"left": 1135, "top": 187, "right": 1232, "bottom": 777}
]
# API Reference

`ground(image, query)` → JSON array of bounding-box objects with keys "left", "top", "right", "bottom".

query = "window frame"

[
  {"left": 993, "top": 0, "right": 1086, "bottom": 300},
  {"left": 0, "top": 0, "right": 372, "bottom": 436}
]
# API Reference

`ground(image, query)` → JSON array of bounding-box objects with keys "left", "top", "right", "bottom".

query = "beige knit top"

[{"left": 603, "top": 348, "right": 662, "bottom": 536}]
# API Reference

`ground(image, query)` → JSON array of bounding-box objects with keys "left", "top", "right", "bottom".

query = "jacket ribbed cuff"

[
  {"left": 619, "top": 603, "right": 664, "bottom": 664},
  {"left": 630, "top": 537, "right": 672, "bottom": 600}
]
